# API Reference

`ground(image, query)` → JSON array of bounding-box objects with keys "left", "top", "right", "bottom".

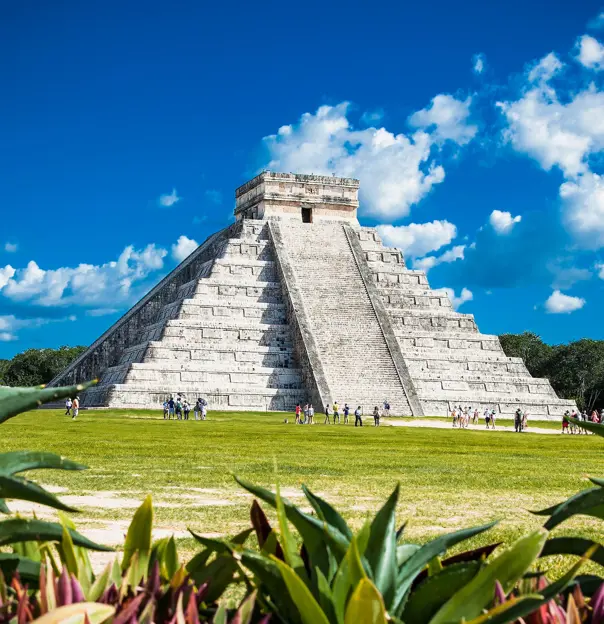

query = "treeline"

[
  {"left": 1, "top": 336, "right": 603, "bottom": 411},
  {"left": 0, "top": 346, "right": 86, "bottom": 387},
  {"left": 500, "top": 332, "right": 604, "bottom": 412}
]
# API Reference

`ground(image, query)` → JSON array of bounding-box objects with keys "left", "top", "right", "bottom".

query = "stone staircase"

[
  {"left": 72, "top": 221, "right": 307, "bottom": 411},
  {"left": 271, "top": 220, "right": 413, "bottom": 414},
  {"left": 355, "top": 227, "right": 576, "bottom": 419}
]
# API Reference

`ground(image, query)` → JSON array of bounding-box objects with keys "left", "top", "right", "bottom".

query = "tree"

[
  {"left": 498, "top": 332, "right": 554, "bottom": 377},
  {"left": 0, "top": 346, "right": 87, "bottom": 387},
  {"left": 548, "top": 340, "right": 604, "bottom": 412}
]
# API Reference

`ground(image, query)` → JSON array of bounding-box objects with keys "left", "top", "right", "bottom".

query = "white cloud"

[
  {"left": 0, "top": 243, "right": 168, "bottom": 307},
  {"left": 544, "top": 290, "right": 585, "bottom": 313},
  {"left": 489, "top": 209, "right": 522, "bottom": 234},
  {"left": 86, "top": 308, "right": 120, "bottom": 317},
  {"left": 376, "top": 220, "right": 457, "bottom": 257},
  {"left": 473, "top": 54, "right": 485, "bottom": 74},
  {"left": 263, "top": 100, "right": 476, "bottom": 220},
  {"left": 527, "top": 52, "right": 563, "bottom": 84},
  {"left": 550, "top": 265, "right": 592, "bottom": 289},
  {"left": 171, "top": 235, "right": 198, "bottom": 262},
  {"left": 413, "top": 244, "right": 466, "bottom": 272},
  {"left": 408, "top": 94, "right": 477, "bottom": 145},
  {"left": 434, "top": 287, "right": 473, "bottom": 309},
  {"left": 158, "top": 188, "right": 181, "bottom": 207},
  {"left": 4, "top": 243, "right": 17, "bottom": 253},
  {"left": 0, "top": 314, "right": 76, "bottom": 341},
  {"left": 560, "top": 172, "right": 604, "bottom": 247},
  {"left": 0, "top": 265, "right": 15, "bottom": 289},
  {"left": 596, "top": 262, "right": 604, "bottom": 279},
  {"left": 360, "top": 109, "right": 385, "bottom": 125},
  {"left": 576, "top": 35, "right": 604, "bottom": 70}
]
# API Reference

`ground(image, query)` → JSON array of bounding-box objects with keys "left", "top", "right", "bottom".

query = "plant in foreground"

[{"left": 1, "top": 383, "right": 604, "bottom": 622}]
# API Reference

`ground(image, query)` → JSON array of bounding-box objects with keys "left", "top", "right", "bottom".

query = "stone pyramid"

[{"left": 50, "top": 172, "right": 574, "bottom": 418}]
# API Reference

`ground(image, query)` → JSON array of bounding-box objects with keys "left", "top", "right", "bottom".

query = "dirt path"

[{"left": 384, "top": 419, "right": 564, "bottom": 434}]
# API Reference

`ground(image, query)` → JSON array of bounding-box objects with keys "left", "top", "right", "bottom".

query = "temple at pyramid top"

[{"left": 234, "top": 172, "right": 360, "bottom": 223}]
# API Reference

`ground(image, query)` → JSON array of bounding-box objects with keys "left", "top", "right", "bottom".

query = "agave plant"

[{"left": 185, "top": 476, "right": 604, "bottom": 624}]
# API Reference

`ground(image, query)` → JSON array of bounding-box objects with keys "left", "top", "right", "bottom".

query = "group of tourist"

[
  {"left": 562, "top": 408, "right": 603, "bottom": 434},
  {"left": 451, "top": 406, "right": 504, "bottom": 430},
  {"left": 64, "top": 397, "right": 80, "bottom": 420},
  {"left": 162, "top": 396, "right": 208, "bottom": 421},
  {"left": 294, "top": 400, "right": 390, "bottom": 427}
]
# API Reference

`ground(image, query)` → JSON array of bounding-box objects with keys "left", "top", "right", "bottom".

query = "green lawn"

[{"left": 2, "top": 409, "right": 603, "bottom": 575}]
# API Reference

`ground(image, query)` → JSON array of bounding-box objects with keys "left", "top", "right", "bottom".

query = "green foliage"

[
  {"left": 0, "top": 345, "right": 86, "bottom": 387},
  {"left": 499, "top": 333, "right": 604, "bottom": 411}
]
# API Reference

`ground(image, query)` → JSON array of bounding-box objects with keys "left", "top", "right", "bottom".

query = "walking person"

[
  {"left": 333, "top": 401, "right": 340, "bottom": 424},
  {"left": 168, "top": 396, "right": 175, "bottom": 419},
  {"left": 522, "top": 410, "right": 528, "bottom": 431},
  {"left": 295, "top": 403, "right": 302, "bottom": 424},
  {"left": 200, "top": 397, "right": 208, "bottom": 420},
  {"left": 163, "top": 400, "right": 169, "bottom": 419},
  {"left": 562, "top": 411, "right": 570, "bottom": 434},
  {"left": 65, "top": 398, "right": 72, "bottom": 416},
  {"left": 183, "top": 400, "right": 190, "bottom": 421},
  {"left": 472, "top": 408, "right": 479, "bottom": 425},
  {"left": 343, "top": 403, "right": 350, "bottom": 425},
  {"left": 194, "top": 399, "right": 201, "bottom": 421},
  {"left": 485, "top": 409, "right": 491, "bottom": 429},
  {"left": 383, "top": 400, "right": 390, "bottom": 417},
  {"left": 514, "top": 408, "right": 523, "bottom": 433},
  {"left": 373, "top": 406, "right": 381, "bottom": 426},
  {"left": 354, "top": 405, "right": 363, "bottom": 427},
  {"left": 324, "top": 404, "right": 332, "bottom": 425},
  {"left": 71, "top": 396, "right": 80, "bottom": 420},
  {"left": 451, "top": 407, "right": 458, "bottom": 428},
  {"left": 303, "top": 403, "right": 309, "bottom": 424},
  {"left": 490, "top": 409, "right": 497, "bottom": 429},
  {"left": 308, "top": 404, "right": 314, "bottom": 424},
  {"left": 175, "top": 397, "right": 183, "bottom": 420}
]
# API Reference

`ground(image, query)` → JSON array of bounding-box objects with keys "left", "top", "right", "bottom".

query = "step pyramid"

[{"left": 50, "top": 172, "right": 575, "bottom": 419}]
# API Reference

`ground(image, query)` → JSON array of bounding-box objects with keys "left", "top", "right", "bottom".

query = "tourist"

[
  {"left": 201, "top": 401, "right": 207, "bottom": 420},
  {"left": 333, "top": 401, "right": 340, "bottom": 424},
  {"left": 383, "top": 400, "right": 390, "bottom": 417},
  {"left": 168, "top": 396, "right": 175, "bottom": 419},
  {"left": 193, "top": 399, "right": 200, "bottom": 421},
  {"left": 303, "top": 403, "right": 309, "bottom": 424},
  {"left": 354, "top": 405, "right": 363, "bottom": 427},
  {"left": 163, "top": 400, "right": 169, "bottom": 419},
  {"left": 183, "top": 401, "right": 190, "bottom": 420},
  {"left": 343, "top": 403, "right": 350, "bottom": 424},
  {"left": 522, "top": 410, "right": 529, "bottom": 431},
  {"left": 175, "top": 397, "right": 183, "bottom": 420},
  {"left": 308, "top": 404, "right": 315, "bottom": 424},
  {"left": 472, "top": 408, "right": 479, "bottom": 425},
  {"left": 72, "top": 396, "right": 80, "bottom": 420},
  {"left": 324, "top": 404, "right": 332, "bottom": 425},
  {"left": 490, "top": 409, "right": 497, "bottom": 429},
  {"left": 295, "top": 403, "right": 301, "bottom": 424},
  {"left": 65, "top": 398, "right": 72, "bottom": 416},
  {"left": 373, "top": 406, "right": 381, "bottom": 426},
  {"left": 514, "top": 408, "right": 523, "bottom": 433},
  {"left": 485, "top": 410, "right": 491, "bottom": 429},
  {"left": 562, "top": 410, "right": 570, "bottom": 434},
  {"left": 451, "top": 407, "right": 458, "bottom": 428}
]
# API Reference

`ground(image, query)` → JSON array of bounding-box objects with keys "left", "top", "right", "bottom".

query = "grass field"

[{"left": 1, "top": 409, "right": 603, "bottom": 574}]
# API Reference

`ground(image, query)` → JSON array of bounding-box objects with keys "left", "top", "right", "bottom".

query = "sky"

[{"left": 1, "top": 0, "right": 604, "bottom": 358}]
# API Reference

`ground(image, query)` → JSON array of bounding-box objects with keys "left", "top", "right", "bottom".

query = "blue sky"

[{"left": 1, "top": 0, "right": 604, "bottom": 357}]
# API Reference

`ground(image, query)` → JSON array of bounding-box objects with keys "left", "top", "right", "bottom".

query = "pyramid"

[{"left": 50, "top": 172, "right": 575, "bottom": 418}]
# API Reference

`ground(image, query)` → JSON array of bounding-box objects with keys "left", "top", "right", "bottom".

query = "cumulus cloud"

[
  {"left": 376, "top": 220, "right": 457, "bottom": 258},
  {"left": 588, "top": 12, "right": 604, "bottom": 30},
  {"left": 171, "top": 235, "right": 198, "bottom": 262},
  {"left": 4, "top": 243, "right": 17, "bottom": 253},
  {"left": 263, "top": 99, "right": 476, "bottom": 220},
  {"left": 544, "top": 289, "right": 586, "bottom": 313},
  {"left": 0, "top": 243, "right": 168, "bottom": 307},
  {"left": 560, "top": 172, "right": 604, "bottom": 247},
  {"left": 434, "top": 287, "right": 473, "bottom": 309},
  {"left": 158, "top": 188, "right": 181, "bottom": 207},
  {"left": 360, "top": 109, "right": 385, "bottom": 125},
  {"left": 576, "top": 35, "right": 604, "bottom": 70},
  {"left": 0, "top": 314, "right": 76, "bottom": 342},
  {"left": 473, "top": 54, "right": 485, "bottom": 74},
  {"left": 408, "top": 94, "right": 477, "bottom": 145},
  {"left": 413, "top": 245, "right": 466, "bottom": 272},
  {"left": 527, "top": 52, "right": 564, "bottom": 84},
  {"left": 489, "top": 210, "right": 522, "bottom": 234}
]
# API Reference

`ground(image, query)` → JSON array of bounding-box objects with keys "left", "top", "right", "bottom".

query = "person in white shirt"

[
  {"left": 72, "top": 396, "right": 80, "bottom": 420},
  {"left": 65, "top": 398, "right": 72, "bottom": 416}
]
